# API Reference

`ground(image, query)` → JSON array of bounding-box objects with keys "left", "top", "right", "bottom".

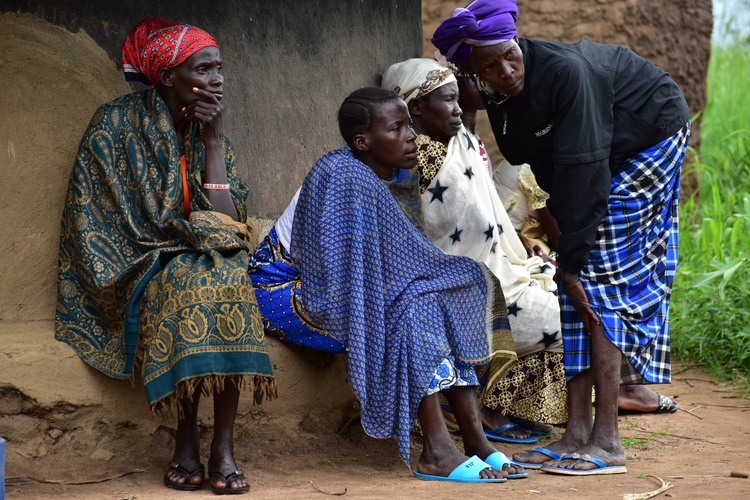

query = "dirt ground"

[{"left": 6, "top": 361, "right": 750, "bottom": 500}]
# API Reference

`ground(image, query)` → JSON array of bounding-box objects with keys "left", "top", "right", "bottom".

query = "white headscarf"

[{"left": 381, "top": 58, "right": 457, "bottom": 104}]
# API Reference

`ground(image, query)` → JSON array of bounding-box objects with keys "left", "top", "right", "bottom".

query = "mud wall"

[
  {"left": 0, "top": 0, "right": 421, "bottom": 480},
  {"left": 422, "top": 0, "right": 712, "bottom": 182},
  {"left": 0, "top": 0, "right": 422, "bottom": 322}
]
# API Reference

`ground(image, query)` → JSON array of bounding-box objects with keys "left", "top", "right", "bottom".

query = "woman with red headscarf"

[{"left": 56, "top": 18, "right": 275, "bottom": 494}]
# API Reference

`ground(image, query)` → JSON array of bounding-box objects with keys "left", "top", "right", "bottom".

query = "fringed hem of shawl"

[{"left": 149, "top": 374, "right": 278, "bottom": 419}]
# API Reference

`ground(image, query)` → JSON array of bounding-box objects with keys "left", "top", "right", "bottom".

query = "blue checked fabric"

[{"left": 561, "top": 123, "right": 691, "bottom": 384}]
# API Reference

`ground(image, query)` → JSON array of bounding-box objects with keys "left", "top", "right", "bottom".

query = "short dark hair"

[{"left": 338, "top": 87, "right": 400, "bottom": 149}]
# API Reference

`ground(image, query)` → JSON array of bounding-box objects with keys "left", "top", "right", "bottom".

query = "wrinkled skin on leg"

[
  {"left": 166, "top": 392, "right": 204, "bottom": 486},
  {"left": 209, "top": 386, "right": 249, "bottom": 491}
]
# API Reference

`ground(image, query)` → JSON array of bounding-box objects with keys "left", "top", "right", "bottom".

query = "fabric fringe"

[{"left": 149, "top": 374, "right": 278, "bottom": 420}]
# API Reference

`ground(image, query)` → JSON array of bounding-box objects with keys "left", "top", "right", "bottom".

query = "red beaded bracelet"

[{"left": 203, "top": 183, "right": 230, "bottom": 190}]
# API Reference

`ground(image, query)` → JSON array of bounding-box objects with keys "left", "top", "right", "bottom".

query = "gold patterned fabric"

[
  {"left": 481, "top": 351, "right": 568, "bottom": 424},
  {"left": 442, "top": 351, "right": 568, "bottom": 431},
  {"left": 415, "top": 134, "right": 447, "bottom": 194},
  {"left": 55, "top": 89, "right": 275, "bottom": 414}
]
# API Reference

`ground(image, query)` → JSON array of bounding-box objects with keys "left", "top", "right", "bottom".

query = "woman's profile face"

[
  {"left": 412, "top": 82, "right": 463, "bottom": 141},
  {"left": 468, "top": 39, "right": 524, "bottom": 97},
  {"left": 166, "top": 46, "right": 224, "bottom": 106},
  {"left": 359, "top": 99, "right": 418, "bottom": 177}
]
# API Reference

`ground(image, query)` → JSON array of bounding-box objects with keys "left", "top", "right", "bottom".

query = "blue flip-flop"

[
  {"left": 512, "top": 446, "right": 562, "bottom": 469},
  {"left": 540, "top": 453, "right": 627, "bottom": 476},
  {"left": 484, "top": 423, "right": 538, "bottom": 444},
  {"left": 524, "top": 427, "right": 553, "bottom": 437},
  {"left": 414, "top": 455, "right": 507, "bottom": 483},
  {"left": 510, "top": 418, "right": 555, "bottom": 436},
  {"left": 482, "top": 451, "right": 529, "bottom": 479}
]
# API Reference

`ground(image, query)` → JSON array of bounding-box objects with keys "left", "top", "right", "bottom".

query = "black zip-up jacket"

[{"left": 483, "top": 37, "right": 690, "bottom": 273}]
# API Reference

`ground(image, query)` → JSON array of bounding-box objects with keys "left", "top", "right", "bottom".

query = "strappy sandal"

[
  {"left": 210, "top": 469, "right": 250, "bottom": 495},
  {"left": 655, "top": 392, "right": 679, "bottom": 413},
  {"left": 163, "top": 461, "right": 204, "bottom": 491}
]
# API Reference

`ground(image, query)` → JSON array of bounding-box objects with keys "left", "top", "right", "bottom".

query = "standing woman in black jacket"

[{"left": 432, "top": 0, "right": 690, "bottom": 476}]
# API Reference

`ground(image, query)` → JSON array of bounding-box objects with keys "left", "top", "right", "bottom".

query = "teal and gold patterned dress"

[{"left": 56, "top": 89, "right": 275, "bottom": 415}]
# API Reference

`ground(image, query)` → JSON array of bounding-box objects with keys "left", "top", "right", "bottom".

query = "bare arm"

[{"left": 184, "top": 87, "right": 239, "bottom": 220}]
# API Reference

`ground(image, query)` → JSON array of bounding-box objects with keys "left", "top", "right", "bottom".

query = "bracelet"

[{"left": 203, "top": 183, "right": 230, "bottom": 190}]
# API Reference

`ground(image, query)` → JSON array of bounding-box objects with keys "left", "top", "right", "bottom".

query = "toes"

[
  {"left": 169, "top": 470, "right": 187, "bottom": 484},
  {"left": 504, "top": 464, "right": 520, "bottom": 475},
  {"left": 479, "top": 467, "right": 506, "bottom": 479},
  {"left": 230, "top": 476, "right": 248, "bottom": 489}
]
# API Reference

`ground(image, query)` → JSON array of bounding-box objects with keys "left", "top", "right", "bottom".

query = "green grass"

[{"left": 671, "top": 41, "right": 750, "bottom": 387}]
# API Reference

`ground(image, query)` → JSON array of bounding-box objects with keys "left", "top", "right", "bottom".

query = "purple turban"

[{"left": 431, "top": 0, "right": 518, "bottom": 68}]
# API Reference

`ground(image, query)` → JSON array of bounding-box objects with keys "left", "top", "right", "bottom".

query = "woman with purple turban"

[
  {"left": 432, "top": 0, "right": 691, "bottom": 476},
  {"left": 57, "top": 19, "right": 276, "bottom": 494}
]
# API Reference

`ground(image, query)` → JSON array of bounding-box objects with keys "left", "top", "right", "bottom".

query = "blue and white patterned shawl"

[{"left": 291, "top": 148, "right": 515, "bottom": 464}]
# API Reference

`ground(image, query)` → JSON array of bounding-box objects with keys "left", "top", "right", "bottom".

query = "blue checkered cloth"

[{"left": 562, "top": 123, "right": 691, "bottom": 384}]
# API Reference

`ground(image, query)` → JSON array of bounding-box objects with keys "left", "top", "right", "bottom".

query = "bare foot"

[
  {"left": 512, "top": 438, "right": 568, "bottom": 466},
  {"left": 209, "top": 453, "right": 249, "bottom": 493},
  {"left": 165, "top": 421, "right": 202, "bottom": 487},
  {"left": 618, "top": 386, "right": 677, "bottom": 413},
  {"left": 164, "top": 461, "right": 204, "bottom": 488},
  {"left": 510, "top": 416, "right": 554, "bottom": 435},
  {"left": 480, "top": 406, "right": 533, "bottom": 440},
  {"left": 511, "top": 425, "right": 592, "bottom": 467}
]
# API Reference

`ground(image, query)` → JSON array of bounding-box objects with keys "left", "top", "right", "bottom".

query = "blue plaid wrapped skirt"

[{"left": 561, "top": 123, "right": 691, "bottom": 384}]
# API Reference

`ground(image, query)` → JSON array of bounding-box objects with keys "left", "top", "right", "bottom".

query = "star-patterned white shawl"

[
  {"left": 419, "top": 125, "right": 556, "bottom": 304},
  {"left": 416, "top": 127, "right": 563, "bottom": 355}
]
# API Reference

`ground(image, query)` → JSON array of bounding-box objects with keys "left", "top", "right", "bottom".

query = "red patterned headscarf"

[{"left": 121, "top": 18, "right": 218, "bottom": 86}]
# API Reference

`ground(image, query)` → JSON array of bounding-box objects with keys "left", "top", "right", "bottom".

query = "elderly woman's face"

[
  {"left": 412, "top": 82, "right": 463, "bottom": 141},
  {"left": 468, "top": 39, "right": 524, "bottom": 97},
  {"left": 168, "top": 46, "right": 224, "bottom": 106}
]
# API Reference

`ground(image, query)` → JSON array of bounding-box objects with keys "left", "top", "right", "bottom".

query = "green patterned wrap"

[{"left": 55, "top": 89, "right": 275, "bottom": 413}]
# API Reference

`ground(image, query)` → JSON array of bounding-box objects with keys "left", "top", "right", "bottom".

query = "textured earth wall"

[{"left": 422, "top": 0, "right": 712, "bottom": 198}]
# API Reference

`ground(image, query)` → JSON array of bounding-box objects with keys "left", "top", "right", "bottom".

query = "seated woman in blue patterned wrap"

[{"left": 249, "top": 87, "right": 525, "bottom": 483}]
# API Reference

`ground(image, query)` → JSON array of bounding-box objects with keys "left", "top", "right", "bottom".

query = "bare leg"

[
  {"left": 416, "top": 391, "right": 505, "bottom": 479},
  {"left": 208, "top": 384, "right": 249, "bottom": 491},
  {"left": 446, "top": 387, "right": 521, "bottom": 475},
  {"left": 166, "top": 392, "right": 203, "bottom": 486},
  {"left": 512, "top": 370, "right": 593, "bottom": 465},
  {"left": 552, "top": 322, "right": 626, "bottom": 470},
  {"left": 509, "top": 416, "right": 554, "bottom": 435}
]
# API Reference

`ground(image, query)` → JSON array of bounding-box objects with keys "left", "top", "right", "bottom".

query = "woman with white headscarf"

[{"left": 381, "top": 58, "right": 568, "bottom": 451}]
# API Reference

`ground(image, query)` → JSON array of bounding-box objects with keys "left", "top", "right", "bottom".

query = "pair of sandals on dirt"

[
  {"left": 164, "top": 462, "right": 248, "bottom": 495},
  {"left": 414, "top": 451, "right": 529, "bottom": 483},
  {"left": 485, "top": 393, "right": 678, "bottom": 477},
  {"left": 484, "top": 392, "right": 679, "bottom": 446}
]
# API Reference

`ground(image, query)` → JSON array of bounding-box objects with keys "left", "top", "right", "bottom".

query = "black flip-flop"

[
  {"left": 164, "top": 461, "right": 204, "bottom": 491},
  {"left": 210, "top": 469, "right": 251, "bottom": 495}
]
